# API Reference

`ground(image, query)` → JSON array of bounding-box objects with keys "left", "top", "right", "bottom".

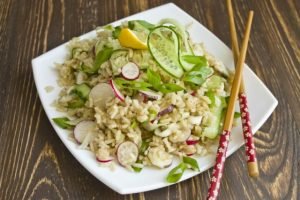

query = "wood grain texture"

[{"left": 0, "top": 0, "right": 299, "bottom": 199}]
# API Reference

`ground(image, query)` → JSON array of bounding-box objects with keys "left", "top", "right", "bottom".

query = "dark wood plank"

[{"left": 0, "top": 0, "right": 299, "bottom": 199}]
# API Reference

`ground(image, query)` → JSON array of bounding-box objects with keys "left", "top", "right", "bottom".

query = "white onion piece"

[
  {"left": 148, "top": 147, "right": 173, "bottom": 168},
  {"left": 140, "top": 90, "right": 161, "bottom": 100},
  {"left": 188, "top": 116, "right": 203, "bottom": 125}
]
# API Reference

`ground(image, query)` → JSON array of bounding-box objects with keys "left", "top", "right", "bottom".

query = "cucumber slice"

[
  {"left": 202, "top": 95, "right": 225, "bottom": 139},
  {"left": 159, "top": 18, "right": 195, "bottom": 71},
  {"left": 148, "top": 26, "right": 184, "bottom": 78},
  {"left": 179, "top": 52, "right": 195, "bottom": 71},
  {"left": 201, "top": 75, "right": 228, "bottom": 139}
]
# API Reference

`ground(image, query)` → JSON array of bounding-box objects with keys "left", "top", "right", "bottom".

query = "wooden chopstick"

[
  {"left": 226, "top": 0, "right": 259, "bottom": 178},
  {"left": 206, "top": 11, "right": 254, "bottom": 200}
]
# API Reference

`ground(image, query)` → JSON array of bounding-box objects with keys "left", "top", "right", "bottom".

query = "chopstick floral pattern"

[
  {"left": 239, "top": 93, "right": 256, "bottom": 162},
  {"left": 207, "top": 130, "right": 231, "bottom": 200}
]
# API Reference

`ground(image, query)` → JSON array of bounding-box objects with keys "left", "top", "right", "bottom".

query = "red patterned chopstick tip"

[
  {"left": 207, "top": 130, "right": 230, "bottom": 200},
  {"left": 239, "top": 93, "right": 257, "bottom": 162}
]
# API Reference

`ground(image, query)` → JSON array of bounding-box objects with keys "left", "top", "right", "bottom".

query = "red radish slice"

[
  {"left": 96, "top": 157, "right": 113, "bottom": 163},
  {"left": 117, "top": 141, "right": 139, "bottom": 166},
  {"left": 89, "top": 83, "right": 115, "bottom": 109},
  {"left": 109, "top": 79, "right": 125, "bottom": 101},
  {"left": 140, "top": 90, "right": 161, "bottom": 100},
  {"left": 136, "top": 93, "right": 148, "bottom": 103},
  {"left": 74, "top": 121, "right": 97, "bottom": 144},
  {"left": 169, "top": 128, "right": 191, "bottom": 143},
  {"left": 186, "top": 139, "right": 199, "bottom": 145},
  {"left": 121, "top": 62, "right": 140, "bottom": 80},
  {"left": 147, "top": 147, "right": 173, "bottom": 168},
  {"left": 186, "top": 135, "right": 199, "bottom": 145}
]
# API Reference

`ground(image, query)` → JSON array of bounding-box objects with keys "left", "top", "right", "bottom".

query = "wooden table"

[{"left": 0, "top": 0, "right": 299, "bottom": 199}]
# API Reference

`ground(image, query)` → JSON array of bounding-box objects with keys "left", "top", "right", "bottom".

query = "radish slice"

[
  {"left": 186, "top": 153, "right": 195, "bottom": 156},
  {"left": 140, "top": 90, "right": 161, "bottom": 100},
  {"left": 89, "top": 83, "right": 115, "bottom": 109},
  {"left": 117, "top": 141, "right": 138, "bottom": 166},
  {"left": 121, "top": 62, "right": 140, "bottom": 80},
  {"left": 186, "top": 135, "right": 199, "bottom": 145},
  {"left": 188, "top": 116, "right": 203, "bottom": 125},
  {"left": 96, "top": 157, "right": 113, "bottom": 163},
  {"left": 74, "top": 121, "right": 97, "bottom": 144},
  {"left": 148, "top": 147, "right": 173, "bottom": 168},
  {"left": 169, "top": 128, "right": 191, "bottom": 143},
  {"left": 109, "top": 79, "right": 125, "bottom": 101},
  {"left": 136, "top": 93, "right": 148, "bottom": 103}
]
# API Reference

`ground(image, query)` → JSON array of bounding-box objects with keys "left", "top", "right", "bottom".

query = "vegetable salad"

[{"left": 52, "top": 19, "right": 233, "bottom": 183}]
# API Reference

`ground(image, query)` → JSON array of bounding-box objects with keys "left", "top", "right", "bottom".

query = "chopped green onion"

[
  {"left": 158, "top": 83, "right": 184, "bottom": 94},
  {"left": 52, "top": 117, "right": 73, "bottom": 129},
  {"left": 82, "top": 47, "right": 113, "bottom": 74},
  {"left": 181, "top": 55, "right": 208, "bottom": 66},
  {"left": 234, "top": 112, "right": 241, "bottom": 118},
  {"left": 166, "top": 157, "right": 200, "bottom": 183},
  {"left": 114, "top": 78, "right": 152, "bottom": 91},
  {"left": 103, "top": 24, "right": 114, "bottom": 30},
  {"left": 136, "top": 20, "right": 155, "bottom": 29},
  {"left": 94, "top": 47, "right": 113, "bottom": 69},
  {"left": 146, "top": 69, "right": 184, "bottom": 93},
  {"left": 112, "top": 26, "right": 121, "bottom": 38},
  {"left": 128, "top": 20, "right": 155, "bottom": 30},
  {"left": 166, "top": 162, "right": 187, "bottom": 183},
  {"left": 140, "top": 140, "right": 149, "bottom": 154},
  {"left": 147, "top": 68, "right": 161, "bottom": 88},
  {"left": 183, "top": 65, "right": 213, "bottom": 86},
  {"left": 130, "top": 119, "right": 138, "bottom": 129},
  {"left": 182, "top": 156, "right": 200, "bottom": 171},
  {"left": 132, "top": 166, "right": 143, "bottom": 173}
]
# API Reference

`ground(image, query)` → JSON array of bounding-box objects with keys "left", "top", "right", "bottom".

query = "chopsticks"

[
  {"left": 226, "top": 0, "right": 259, "bottom": 177},
  {"left": 206, "top": 11, "right": 254, "bottom": 200}
]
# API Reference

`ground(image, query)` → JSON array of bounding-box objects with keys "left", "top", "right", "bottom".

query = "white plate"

[{"left": 32, "top": 3, "right": 278, "bottom": 194}]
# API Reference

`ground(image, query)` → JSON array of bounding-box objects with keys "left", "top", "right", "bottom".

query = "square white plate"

[{"left": 32, "top": 3, "right": 278, "bottom": 194}]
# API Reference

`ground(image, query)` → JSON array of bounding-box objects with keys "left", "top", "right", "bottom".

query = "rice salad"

[{"left": 52, "top": 19, "right": 233, "bottom": 182}]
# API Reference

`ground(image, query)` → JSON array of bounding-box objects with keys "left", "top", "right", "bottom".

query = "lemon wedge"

[{"left": 118, "top": 28, "right": 148, "bottom": 50}]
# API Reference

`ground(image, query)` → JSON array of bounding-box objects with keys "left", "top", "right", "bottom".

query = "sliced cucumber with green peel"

[
  {"left": 147, "top": 26, "right": 184, "bottom": 78},
  {"left": 202, "top": 94, "right": 226, "bottom": 139},
  {"left": 201, "top": 76, "right": 227, "bottom": 139},
  {"left": 159, "top": 18, "right": 195, "bottom": 71}
]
